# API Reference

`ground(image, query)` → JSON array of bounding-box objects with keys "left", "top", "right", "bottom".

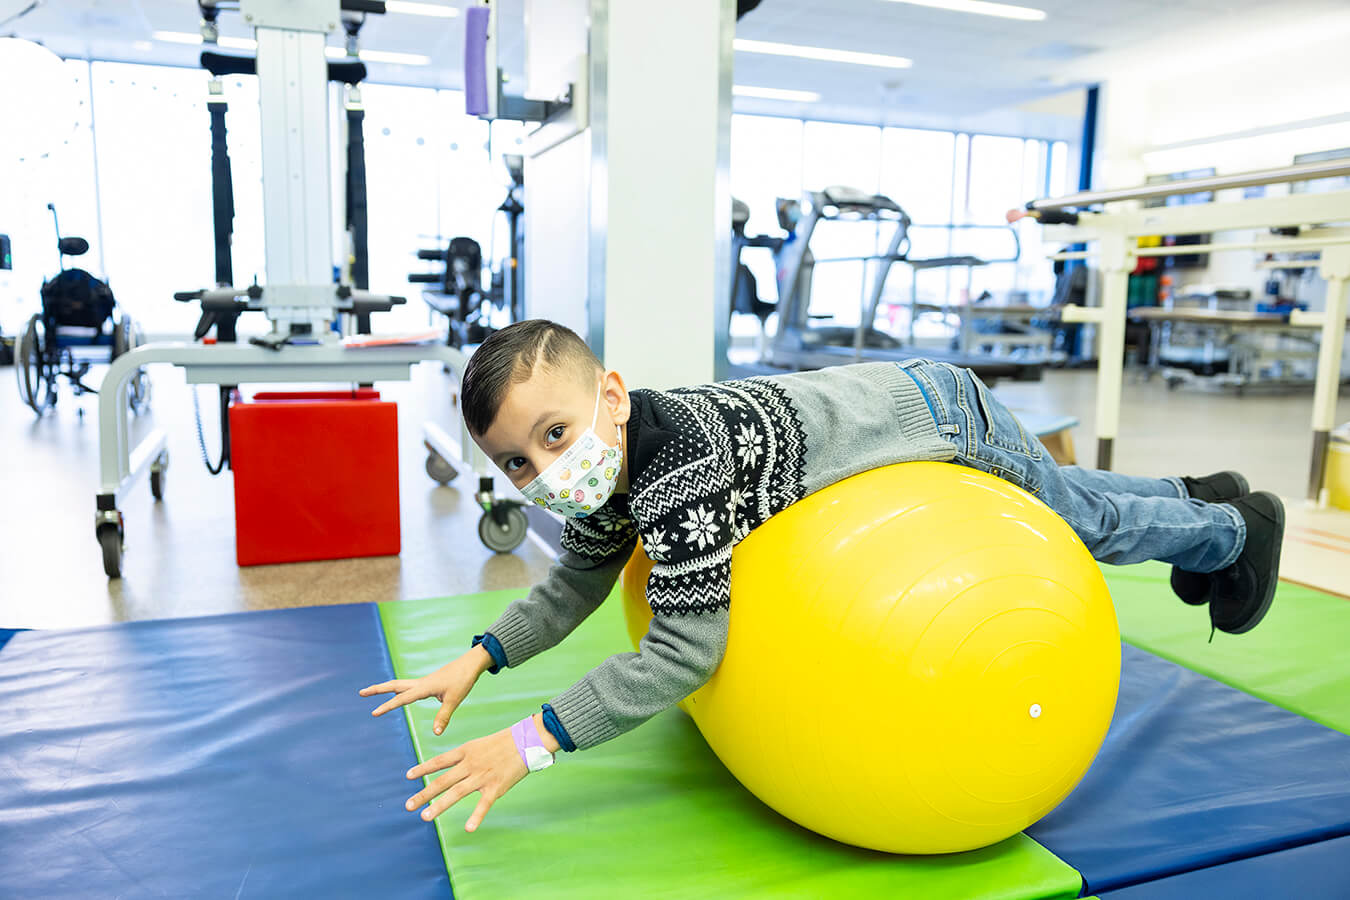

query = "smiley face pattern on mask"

[{"left": 523, "top": 437, "right": 622, "bottom": 517}]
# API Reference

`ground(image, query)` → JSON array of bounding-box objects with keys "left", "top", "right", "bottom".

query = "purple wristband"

[{"left": 511, "top": 716, "right": 545, "bottom": 768}]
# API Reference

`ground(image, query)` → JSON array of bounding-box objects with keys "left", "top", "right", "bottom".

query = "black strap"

[
  {"left": 201, "top": 51, "right": 368, "bottom": 85},
  {"left": 346, "top": 100, "right": 372, "bottom": 333},
  {"left": 208, "top": 96, "right": 235, "bottom": 288}
]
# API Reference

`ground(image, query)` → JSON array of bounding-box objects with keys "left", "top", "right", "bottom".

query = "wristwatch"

[{"left": 511, "top": 716, "right": 556, "bottom": 772}]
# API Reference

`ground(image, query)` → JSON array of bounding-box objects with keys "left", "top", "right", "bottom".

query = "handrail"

[{"left": 1027, "top": 159, "right": 1350, "bottom": 211}]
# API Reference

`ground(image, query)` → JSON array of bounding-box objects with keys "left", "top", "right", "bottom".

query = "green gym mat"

[
  {"left": 1106, "top": 560, "right": 1350, "bottom": 735},
  {"left": 378, "top": 590, "right": 1084, "bottom": 900}
]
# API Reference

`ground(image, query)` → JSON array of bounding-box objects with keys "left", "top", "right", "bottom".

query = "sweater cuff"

[
  {"left": 470, "top": 633, "right": 507, "bottom": 674},
  {"left": 483, "top": 605, "right": 547, "bottom": 668},
  {"left": 540, "top": 703, "right": 576, "bottom": 752},
  {"left": 548, "top": 678, "right": 621, "bottom": 751}
]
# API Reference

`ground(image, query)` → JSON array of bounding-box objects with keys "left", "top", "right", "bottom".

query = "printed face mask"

[{"left": 519, "top": 383, "right": 622, "bottom": 518}]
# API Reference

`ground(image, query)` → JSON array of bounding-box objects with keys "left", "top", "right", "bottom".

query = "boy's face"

[{"left": 474, "top": 366, "right": 631, "bottom": 491}]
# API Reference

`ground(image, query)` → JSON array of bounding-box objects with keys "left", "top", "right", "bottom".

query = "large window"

[
  {"left": 0, "top": 61, "right": 523, "bottom": 338},
  {"left": 728, "top": 112, "right": 1077, "bottom": 345},
  {"left": 1, "top": 60, "right": 99, "bottom": 335}
]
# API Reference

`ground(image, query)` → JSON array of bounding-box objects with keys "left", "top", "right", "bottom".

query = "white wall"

[{"left": 523, "top": 130, "right": 592, "bottom": 336}]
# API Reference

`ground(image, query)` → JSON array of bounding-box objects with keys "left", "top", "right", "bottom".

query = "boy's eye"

[
  {"left": 546, "top": 425, "right": 566, "bottom": 445},
  {"left": 504, "top": 457, "right": 527, "bottom": 473}
]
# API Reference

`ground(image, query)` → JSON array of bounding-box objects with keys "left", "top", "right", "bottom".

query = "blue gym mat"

[
  {"left": 0, "top": 605, "right": 452, "bottom": 899},
  {"left": 1094, "top": 833, "right": 1350, "bottom": 900},
  {"left": 1027, "top": 644, "right": 1350, "bottom": 895}
]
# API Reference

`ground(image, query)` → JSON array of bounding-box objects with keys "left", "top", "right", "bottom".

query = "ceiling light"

[
  {"left": 883, "top": 0, "right": 1046, "bottom": 21},
  {"left": 733, "top": 85, "right": 821, "bottom": 102},
  {"left": 734, "top": 38, "right": 911, "bottom": 69},
  {"left": 326, "top": 47, "right": 431, "bottom": 66},
  {"left": 153, "top": 31, "right": 256, "bottom": 51},
  {"left": 385, "top": 1, "right": 460, "bottom": 17}
]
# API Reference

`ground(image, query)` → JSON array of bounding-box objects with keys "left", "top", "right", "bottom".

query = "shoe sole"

[{"left": 1223, "top": 492, "right": 1284, "bottom": 635}]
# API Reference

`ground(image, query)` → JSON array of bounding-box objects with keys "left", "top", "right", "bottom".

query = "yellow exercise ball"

[{"left": 621, "top": 461, "right": 1120, "bottom": 855}]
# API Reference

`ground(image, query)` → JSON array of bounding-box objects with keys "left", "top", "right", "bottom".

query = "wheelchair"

[{"left": 15, "top": 206, "right": 149, "bottom": 417}]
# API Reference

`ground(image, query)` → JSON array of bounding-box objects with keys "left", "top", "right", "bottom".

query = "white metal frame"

[
  {"left": 1033, "top": 170, "right": 1350, "bottom": 501},
  {"left": 93, "top": 1, "right": 507, "bottom": 574},
  {"left": 97, "top": 343, "right": 485, "bottom": 508}
]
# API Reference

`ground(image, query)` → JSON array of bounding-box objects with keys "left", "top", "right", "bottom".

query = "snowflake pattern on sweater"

[{"left": 560, "top": 378, "right": 808, "bottom": 616}]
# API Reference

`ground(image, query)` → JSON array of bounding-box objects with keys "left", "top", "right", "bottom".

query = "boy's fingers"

[
  {"left": 432, "top": 699, "right": 458, "bottom": 735},
  {"left": 407, "top": 747, "right": 465, "bottom": 780},
  {"left": 420, "top": 776, "right": 482, "bottom": 822},
  {"left": 465, "top": 793, "right": 494, "bottom": 832},
  {"left": 359, "top": 679, "right": 411, "bottom": 697},
  {"left": 406, "top": 765, "right": 472, "bottom": 811},
  {"left": 371, "top": 688, "right": 424, "bottom": 717}
]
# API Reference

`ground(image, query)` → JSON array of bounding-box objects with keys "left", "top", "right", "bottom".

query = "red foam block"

[{"left": 229, "top": 394, "right": 400, "bottom": 566}]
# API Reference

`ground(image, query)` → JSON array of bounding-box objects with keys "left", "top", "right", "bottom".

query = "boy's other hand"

[
  {"left": 404, "top": 728, "right": 527, "bottom": 832},
  {"left": 359, "top": 645, "right": 495, "bottom": 735}
]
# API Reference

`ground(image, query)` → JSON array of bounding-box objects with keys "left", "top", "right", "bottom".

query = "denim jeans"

[{"left": 897, "top": 360, "right": 1245, "bottom": 573}]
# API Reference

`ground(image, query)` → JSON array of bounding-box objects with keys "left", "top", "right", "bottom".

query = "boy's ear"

[{"left": 602, "top": 369, "right": 631, "bottom": 426}]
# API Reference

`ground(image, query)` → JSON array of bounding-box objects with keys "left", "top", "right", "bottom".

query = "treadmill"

[{"left": 762, "top": 186, "right": 1041, "bottom": 383}]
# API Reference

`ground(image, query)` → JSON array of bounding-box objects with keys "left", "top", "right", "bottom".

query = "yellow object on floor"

[
  {"left": 1327, "top": 428, "right": 1350, "bottom": 511},
  {"left": 621, "top": 461, "right": 1120, "bottom": 855}
]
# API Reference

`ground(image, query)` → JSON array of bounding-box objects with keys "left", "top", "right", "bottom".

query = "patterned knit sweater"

[{"left": 481, "top": 362, "right": 956, "bottom": 750}]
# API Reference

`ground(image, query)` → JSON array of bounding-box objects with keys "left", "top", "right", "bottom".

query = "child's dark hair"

[{"left": 460, "top": 319, "right": 603, "bottom": 436}]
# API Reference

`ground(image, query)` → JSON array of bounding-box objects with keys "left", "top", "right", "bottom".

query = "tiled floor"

[{"left": 2, "top": 360, "right": 1347, "bottom": 630}]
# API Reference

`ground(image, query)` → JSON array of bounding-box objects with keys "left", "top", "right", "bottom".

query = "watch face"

[{"left": 525, "top": 745, "right": 555, "bottom": 771}]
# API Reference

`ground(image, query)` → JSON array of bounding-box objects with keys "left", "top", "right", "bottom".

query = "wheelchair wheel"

[{"left": 16, "top": 314, "right": 54, "bottom": 415}]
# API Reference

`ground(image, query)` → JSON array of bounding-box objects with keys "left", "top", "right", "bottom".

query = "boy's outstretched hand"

[
  {"left": 359, "top": 645, "right": 495, "bottom": 735},
  {"left": 403, "top": 729, "right": 528, "bottom": 831}
]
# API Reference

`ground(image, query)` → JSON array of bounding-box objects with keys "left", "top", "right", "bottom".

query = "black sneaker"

[
  {"left": 1170, "top": 471, "right": 1251, "bottom": 605},
  {"left": 1209, "top": 491, "right": 1285, "bottom": 635},
  {"left": 1181, "top": 471, "right": 1250, "bottom": 503}
]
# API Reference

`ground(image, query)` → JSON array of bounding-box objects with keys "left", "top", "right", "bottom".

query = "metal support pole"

[
  {"left": 1308, "top": 245, "right": 1350, "bottom": 501},
  {"left": 1094, "top": 229, "right": 1130, "bottom": 470}
]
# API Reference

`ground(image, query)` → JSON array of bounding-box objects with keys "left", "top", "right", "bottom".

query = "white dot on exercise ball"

[
  {"left": 0, "top": 38, "right": 79, "bottom": 164},
  {"left": 1029, "top": 703, "right": 1042, "bottom": 719}
]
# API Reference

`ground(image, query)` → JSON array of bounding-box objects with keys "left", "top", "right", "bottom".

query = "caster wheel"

[
  {"left": 426, "top": 452, "right": 458, "bottom": 485},
  {"left": 478, "top": 505, "right": 528, "bottom": 554},
  {"left": 150, "top": 451, "right": 169, "bottom": 500},
  {"left": 98, "top": 524, "right": 124, "bottom": 578}
]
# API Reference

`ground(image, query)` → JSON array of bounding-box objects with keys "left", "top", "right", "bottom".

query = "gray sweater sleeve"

[
  {"left": 484, "top": 541, "right": 635, "bottom": 668},
  {"left": 545, "top": 607, "right": 729, "bottom": 750}
]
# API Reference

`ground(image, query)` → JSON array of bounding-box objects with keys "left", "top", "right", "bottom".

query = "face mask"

[{"left": 519, "top": 383, "right": 623, "bottom": 518}]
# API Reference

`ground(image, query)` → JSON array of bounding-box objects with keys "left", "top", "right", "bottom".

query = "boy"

[{"left": 361, "top": 319, "right": 1284, "bottom": 832}]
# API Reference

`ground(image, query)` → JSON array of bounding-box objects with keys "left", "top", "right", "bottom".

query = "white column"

[
  {"left": 522, "top": 0, "right": 733, "bottom": 389},
  {"left": 596, "top": 0, "right": 733, "bottom": 389}
]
